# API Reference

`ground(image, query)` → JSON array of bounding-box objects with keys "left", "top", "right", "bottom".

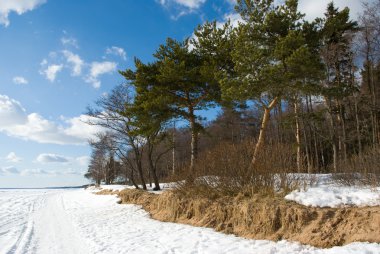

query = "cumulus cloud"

[
  {"left": 20, "top": 168, "right": 50, "bottom": 176},
  {"left": 159, "top": 0, "right": 206, "bottom": 9},
  {"left": 0, "top": 166, "right": 20, "bottom": 175},
  {"left": 158, "top": 0, "right": 206, "bottom": 19},
  {"left": 62, "top": 50, "right": 84, "bottom": 76},
  {"left": 40, "top": 34, "right": 125, "bottom": 89},
  {"left": 221, "top": 12, "right": 243, "bottom": 27},
  {"left": 0, "top": 94, "right": 102, "bottom": 145},
  {"left": 13, "top": 76, "right": 28, "bottom": 85},
  {"left": 40, "top": 64, "right": 63, "bottom": 82},
  {"left": 0, "top": 166, "right": 82, "bottom": 176},
  {"left": 298, "top": 0, "right": 363, "bottom": 21},
  {"left": 0, "top": 0, "right": 46, "bottom": 27},
  {"left": 36, "top": 153, "right": 69, "bottom": 163},
  {"left": 63, "top": 114, "right": 103, "bottom": 140},
  {"left": 6, "top": 152, "right": 22, "bottom": 162},
  {"left": 223, "top": 0, "right": 362, "bottom": 24},
  {"left": 85, "top": 61, "right": 117, "bottom": 88},
  {"left": 35, "top": 153, "right": 90, "bottom": 166},
  {"left": 0, "top": 94, "right": 27, "bottom": 126},
  {"left": 20, "top": 168, "right": 82, "bottom": 176},
  {"left": 106, "top": 46, "right": 127, "bottom": 61}
]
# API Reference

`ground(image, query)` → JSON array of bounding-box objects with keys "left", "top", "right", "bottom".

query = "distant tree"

[
  {"left": 85, "top": 139, "right": 107, "bottom": 185},
  {"left": 86, "top": 84, "right": 148, "bottom": 190},
  {"left": 359, "top": 0, "right": 380, "bottom": 146},
  {"left": 320, "top": 2, "right": 358, "bottom": 171}
]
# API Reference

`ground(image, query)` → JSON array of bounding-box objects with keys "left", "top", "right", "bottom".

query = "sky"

[{"left": 0, "top": 0, "right": 369, "bottom": 188}]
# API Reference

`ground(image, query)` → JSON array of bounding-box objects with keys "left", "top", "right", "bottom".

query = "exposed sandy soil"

[{"left": 117, "top": 189, "right": 380, "bottom": 248}]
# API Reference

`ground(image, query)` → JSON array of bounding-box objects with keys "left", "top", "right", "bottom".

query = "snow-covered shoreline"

[{"left": 0, "top": 188, "right": 379, "bottom": 254}]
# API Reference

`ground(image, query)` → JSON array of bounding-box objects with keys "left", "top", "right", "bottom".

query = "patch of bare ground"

[{"left": 117, "top": 189, "right": 380, "bottom": 248}]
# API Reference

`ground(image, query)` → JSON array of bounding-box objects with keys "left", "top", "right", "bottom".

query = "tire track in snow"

[
  {"left": 0, "top": 191, "right": 43, "bottom": 254},
  {"left": 31, "top": 192, "right": 90, "bottom": 254},
  {"left": 0, "top": 190, "right": 89, "bottom": 254}
]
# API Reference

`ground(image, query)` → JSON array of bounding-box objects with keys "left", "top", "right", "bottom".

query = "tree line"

[{"left": 84, "top": 0, "right": 380, "bottom": 190}]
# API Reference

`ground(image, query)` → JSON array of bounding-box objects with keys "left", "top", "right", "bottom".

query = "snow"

[
  {"left": 285, "top": 174, "right": 380, "bottom": 208},
  {"left": 0, "top": 188, "right": 379, "bottom": 254},
  {"left": 92, "top": 182, "right": 176, "bottom": 194}
]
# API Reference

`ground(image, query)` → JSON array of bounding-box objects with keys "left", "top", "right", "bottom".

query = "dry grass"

[
  {"left": 94, "top": 189, "right": 119, "bottom": 195},
  {"left": 117, "top": 189, "right": 380, "bottom": 248}
]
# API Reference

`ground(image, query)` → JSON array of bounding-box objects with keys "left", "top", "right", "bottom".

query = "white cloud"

[
  {"left": 62, "top": 50, "right": 84, "bottom": 76},
  {"left": 0, "top": 0, "right": 46, "bottom": 27},
  {"left": 61, "top": 37, "right": 79, "bottom": 48},
  {"left": 158, "top": 0, "right": 206, "bottom": 19},
  {"left": 0, "top": 94, "right": 27, "bottom": 127},
  {"left": 63, "top": 114, "right": 103, "bottom": 141},
  {"left": 13, "top": 76, "right": 28, "bottom": 85},
  {"left": 159, "top": 0, "right": 206, "bottom": 9},
  {"left": 20, "top": 168, "right": 54, "bottom": 176},
  {"left": 0, "top": 166, "right": 19, "bottom": 175},
  {"left": 85, "top": 61, "right": 117, "bottom": 88},
  {"left": 222, "top": 12, "right": 242, "bottom": 27},
  {"left": 222, "top": 1, "right": 363, "bottom": 26},
  {"left": 35, "top": 153, "right": 90, "bottom": 165},
  {"left": 0, "top": 94, "right": 102, "bottom": 145},
  {"left": 106, "top": 46, "right": 127, "bottom": 61},
  {"left": 6, "top": 152, "right": 22, "bottom": 162},
  {"left": 20, "top": 168, "right": 82, "bottom": 176},
  {"left": 40, "top": 64, "right": 63, "bottom": 82},
  {"left": 36, "top": 153, "right": 69, "bottom": 163},
  {"left": 298, "top": 0, "right": 363, "bottom": 21}
]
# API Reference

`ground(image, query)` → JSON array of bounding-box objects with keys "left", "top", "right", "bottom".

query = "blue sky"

[{"left": 0, "top": 0, "right": 366, "bottom": 188}]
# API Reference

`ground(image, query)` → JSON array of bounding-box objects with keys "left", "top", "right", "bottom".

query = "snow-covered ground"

[
  {"left": 285, "top": 174, "right": 380, "bottom": 207},
  {"left": 0, "top": 188, "right": 379, "bottom": 254},
  {"left": 92, "top": 182, "right": 176, "bottom": 194}
]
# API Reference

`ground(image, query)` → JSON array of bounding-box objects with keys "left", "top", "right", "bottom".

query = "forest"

[{"left": 84, "top": 0, "right": 380, "bottom": 195}]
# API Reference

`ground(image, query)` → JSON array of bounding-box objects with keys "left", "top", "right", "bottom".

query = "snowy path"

[{"left": 0, "top": 189, "right": 379, "bottom": 254}]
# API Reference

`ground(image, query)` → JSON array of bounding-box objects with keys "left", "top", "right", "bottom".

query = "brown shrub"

[
  {"left": 175, "top": 141, "right": 303, "bottom": 198},
  {"left": 335, "top": 147, "right": 380, "bottom": 186}
]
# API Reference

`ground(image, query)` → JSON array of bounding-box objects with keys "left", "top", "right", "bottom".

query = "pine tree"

[
  {"left": 221, "top": 0, "right": 322, "bottom": 166},
  {"left": 320, "top": 2, "right": 358, "bottom": 171},
  {"left": 123, "top": 38, "right": 220, "bottom": 171}
]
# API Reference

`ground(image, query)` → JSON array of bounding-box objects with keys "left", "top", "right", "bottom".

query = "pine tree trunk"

[
  {"left": 339, "top": 102, "right": 348, "bottom": 162},
  {"left": 129, "top": 167, "right": 139, "bottom": 189},
  {"left": 252, "top": 97, "right": 279, "bottom": 167},
  {"left": 294, "top": 98, "right": 302, "bottom": 173},
  {"left": 172, "top": 122, "right": 176, "bottom": 175},
  {"left": 188, "top": 103, "right": 199, "bottom": 171},
  {"left": 148, "top": 158, "right": 160, "bottom": 191},
  {"left": 325, "top": 98, "right": 338, "bottom": 172},
  {"left": 354, "top": 95, "right": 362, "bottom": 155},
  {"left": 136, "top": 157, "right": 147, "bottom": 190}
]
